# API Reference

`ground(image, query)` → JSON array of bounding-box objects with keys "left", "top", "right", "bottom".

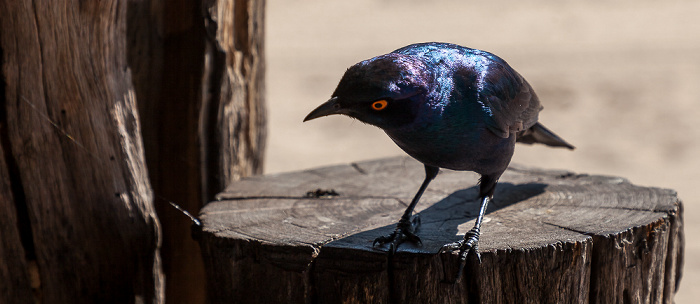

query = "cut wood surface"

[{"left": 199, "top": 157, "right": 683, "bottom": 303}]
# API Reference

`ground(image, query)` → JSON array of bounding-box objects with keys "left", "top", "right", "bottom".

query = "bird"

[{"left": 303, "top": 42, "right": 574, "bottom": 281}]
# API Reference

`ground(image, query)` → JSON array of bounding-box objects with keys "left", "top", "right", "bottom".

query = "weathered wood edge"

[
  {"left": 199, "top": 157, "right": 683, "bottom": 303},
  {"left": 1, "top": 1, "right": 163, "bottom": 302}
]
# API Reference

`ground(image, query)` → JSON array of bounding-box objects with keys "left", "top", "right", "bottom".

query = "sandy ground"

[{"left": 265, "top": 1, "right": 699, "bottom": 301}]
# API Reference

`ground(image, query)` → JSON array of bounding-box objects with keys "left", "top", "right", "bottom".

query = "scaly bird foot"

[
  {"left": 439, "top": 227, "right": 481, "bottom": 283},
  {"left": 373, "top": 215, "right": 422, "bottom": 253}
]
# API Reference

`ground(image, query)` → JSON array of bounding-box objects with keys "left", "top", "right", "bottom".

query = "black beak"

[{"left": 303, "top": 97, "right": 342, "bottom": 122}]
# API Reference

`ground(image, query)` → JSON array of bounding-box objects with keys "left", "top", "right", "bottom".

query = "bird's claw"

[
  {"left": 373, "top": 216, "right": 422, "bottom": 253},
  {"left": 440, "top": 227, "right": 480, "bottom": 253},
  {"left": 440, "top": 227, "right": 481, "bottom": 282}
]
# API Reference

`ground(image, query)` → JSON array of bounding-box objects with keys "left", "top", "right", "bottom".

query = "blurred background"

[{"left": 265, "top": 0, "right": 699, "bottom": 301}]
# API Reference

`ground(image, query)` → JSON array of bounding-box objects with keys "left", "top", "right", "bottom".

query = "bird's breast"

[{"left": 384, "top": 118, "right": 515, "bottom": 175}]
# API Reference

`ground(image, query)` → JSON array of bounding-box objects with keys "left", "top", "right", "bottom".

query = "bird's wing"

[{"left": 479, "top": 64, "right": 542, "bottom": 139}]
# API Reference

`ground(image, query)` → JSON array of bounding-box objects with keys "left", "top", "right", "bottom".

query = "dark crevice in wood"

[
  {"left": 302, "top": 244, "right": 321, "bottom": 303},
  {"left": 201, "top": 0, "right": 222, "bottom": 202},
  {"left": 233, "top": 0, "right": 250, "bottom": 52},
  {"left": 307, "top": 250, "right": 319, "bottom": 304},
  {"left": 0, "top": 144, "right": 35, "bottom": 262},
  {"left": 673, "top": 203, "right": 684, "bottom": 290},
  {"left": 464, "top": 262, "right": 481, "bottom": 303},
  {"left": 623, "top": 287, "right": 632, "bottom": 304},
  {"left": 234, "top": 0, "right": 256, "bottom": 170},
  {"left": 201, "top": 38, "right": 226, "bottom": 204},
  {"left": 664, "top": 201, "right": 684, "bottom": 297},
  {"left": 387, "top": 253, "right": 398, "bottom": 304},
  {"left": 1, "top": 85, "right": 38, "bottom": 302},
  {"left": 0, "top": 61, "right": 37, "bottom": 267}
]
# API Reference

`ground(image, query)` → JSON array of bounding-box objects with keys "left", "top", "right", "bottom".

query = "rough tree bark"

[
  {"left": 127, "top": 0, "right": 266, "bottom": 302},
  {"left": 201, "top": 0, "right": 266, "bottom": 198},
  {"left": 199, "top": 157, "right": 683, "bottom": 304},
  {"left": 0, "top": 141, "right": 33, "bottom": 304},
  {"left": 128, "top": 0, "right": 208, "bottom": 302},
  {"left": 1, "top": 1, "right": 163, "bottom": 303}
]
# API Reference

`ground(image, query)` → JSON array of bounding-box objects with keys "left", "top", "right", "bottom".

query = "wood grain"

[
  {"left": 128, "top": 0, "right": 208, "bottom": 302},
  {"left": 200, "top": 157, "right": 683, "bottom": 303},
  {"left": 126, "top": 0, "right": 266, "bottom": 302},
  {"left": 202, "top": 0, "right": 267, "bottom": 198},
  {"left": 1, "top": 1, "right": 163, "bottom": 302},
  {"left": 0, "top": 141, "right": 33, "bottom": 303}
]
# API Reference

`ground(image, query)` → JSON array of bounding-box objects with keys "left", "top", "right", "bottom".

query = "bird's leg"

[
  {"left": 440, "top": 174, "right": 497, "bottom": 282},
  {"left": 374, "top": 165, "right": 439, "bottom": 253}
]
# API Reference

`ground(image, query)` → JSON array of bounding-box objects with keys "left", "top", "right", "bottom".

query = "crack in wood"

[
  {"left": 199, "top": 158, "right": 683, "bottom": 303},
  {"left": 215, "top": 194, "right": 409, "bottom": 207},
  {"left": 551, "top": 204, "right": 670, "bottom": 213},
  {"left": 541, "top": 221, "right": 596, "bottom": 236},
  {"left": 1, "top": 94, "right": 38, "bottom": 268}
]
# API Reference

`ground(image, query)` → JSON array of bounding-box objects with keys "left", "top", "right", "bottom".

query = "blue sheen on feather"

[
  {"left": 308, "top": 42, "right": 571, "bottom": 175},
  {"left": 393, "top": 43, "right": 498, "bottom": 118},
  {"left": 303, "top": 42, "right": 574, "bottom": 264}
]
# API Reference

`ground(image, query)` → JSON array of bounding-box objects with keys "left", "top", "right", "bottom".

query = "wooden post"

[
  {"left": 0, "top": 1, "right": 163, "bottom": 303},
  {"left": 1, "top": 0, "right": 265, "bottom": 302},
  {"left": 198, "top": 157, "right": 683, "bottom": 303},
  {"left": 128, "top": 0, "right": 209, "bottom": 302},
  {"left": 127, "top": 0, "right": 266, "bottom": 302}
]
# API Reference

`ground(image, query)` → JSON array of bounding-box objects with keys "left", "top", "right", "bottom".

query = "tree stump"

[{"left": 198, "top": 157, "right": 683, "bottom": 304}]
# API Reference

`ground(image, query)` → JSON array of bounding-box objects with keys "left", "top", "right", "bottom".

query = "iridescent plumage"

[{"left": 304, "top": 42, "right": 574, "bottom": 281}]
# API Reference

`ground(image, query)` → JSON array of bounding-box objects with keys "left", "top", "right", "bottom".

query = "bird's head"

[{"left": 304, "top": 53, "right": 432, "bottom": 130}]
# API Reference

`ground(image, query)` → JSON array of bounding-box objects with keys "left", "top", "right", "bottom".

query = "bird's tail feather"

[{"left": 516, "top": 123, "right": 575, "bottom": 150}]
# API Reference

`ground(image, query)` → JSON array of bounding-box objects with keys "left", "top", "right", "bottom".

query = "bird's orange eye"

[{"left": 371, "top": 100, "right": 388, "bottom": 111}]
